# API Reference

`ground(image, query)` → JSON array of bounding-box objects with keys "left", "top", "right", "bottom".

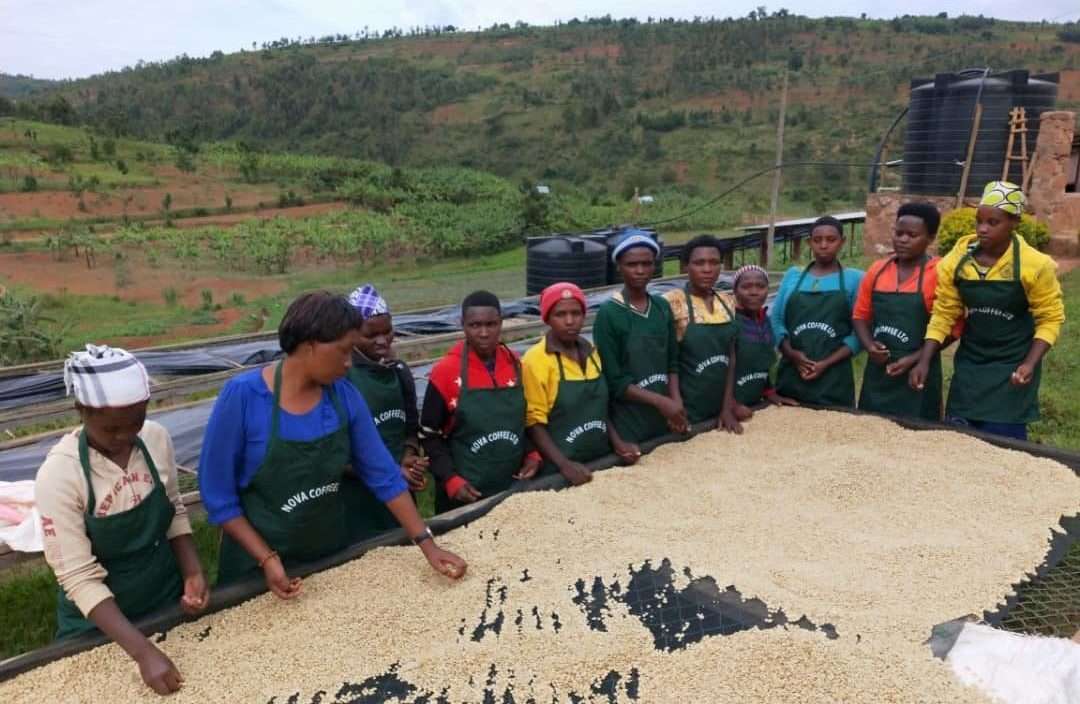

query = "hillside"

[{"left": 7, "top": 15, "right": 1080, "bottom": 212}]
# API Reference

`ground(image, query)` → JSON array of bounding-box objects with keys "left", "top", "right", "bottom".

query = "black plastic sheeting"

[
  {"left": 0, "top": 274, "right": 731, "bottom": 481},
  {"left": 0, "top": 277, "right": 719, "bottom": 413},
  {"left": 0, "top": 332, "right": 597, "bottom": 482}
]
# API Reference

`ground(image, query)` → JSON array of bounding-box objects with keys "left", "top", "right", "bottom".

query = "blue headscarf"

[
  {"left": 611, "top": 229, "right": 661, "bottom": 263},
  {"left": 348, "top": 284, "right": 390, "bottom": 320}
]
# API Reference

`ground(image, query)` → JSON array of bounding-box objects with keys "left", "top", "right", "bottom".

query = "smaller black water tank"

[{"left": 526, "top": 236, "right": 608, "bottom": 295}]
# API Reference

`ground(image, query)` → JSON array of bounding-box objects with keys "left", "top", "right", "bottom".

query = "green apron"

[
  {"left": 677, "top": 287, "right": 738, "bottom": 423},
  {"left": 342, "top": 362, "right": 403, "bottom": 543},
  {"left": 55, "top": 432, "right": 183, "bottom": 639},
  {"left": 775, "top": 264, "right": 856, "bottom": 407},
  {"left": 858, "top": 258, "right": 943, "bottom": 420},
  {"left": 946, "top": 237, "right": 1041, "bottom": 424},
  {"left": 217, "top": 363, "right": 351, "bottom": 585},
  {"left": 437, "top": 344, "right": 527, "bottom": 513},
  {"left": 540, "top": 347, "right": 611, "bottom": 475},
  {"left": 732, "top": 310, "right": 777, "bottom": 406},
  {"left": 609, "top": 293, "right": 674, "bottom": 443}
]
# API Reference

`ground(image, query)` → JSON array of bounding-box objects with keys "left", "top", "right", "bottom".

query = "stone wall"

[
  {"left": 863, "top": 193, "right": 979, "bottom": 258},
  {"left": 1028, "top": 111, "right": 1079, "bottom": 257},
  {"left": 863, "top": 110, "right": 1079, "bottom": 259}
]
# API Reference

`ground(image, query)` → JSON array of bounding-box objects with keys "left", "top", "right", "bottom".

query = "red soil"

[{"left": 0, "top": 249, "right": 286, "bottom": 307}]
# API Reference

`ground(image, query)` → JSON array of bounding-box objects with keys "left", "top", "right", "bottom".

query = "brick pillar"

[{"left": 1029, "top": 111, "right": 1078, "bottom": 256}]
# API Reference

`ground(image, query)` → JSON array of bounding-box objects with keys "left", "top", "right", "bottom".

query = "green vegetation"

[
  {"left": 1031, "top": 271, "right": 1080, "bottom": 448},
  {"left": 5, "top": 16, "right": 1075, "bottom": 216},
  {"left": 0, "top": 290, "right": 68, "bottom": 365}
]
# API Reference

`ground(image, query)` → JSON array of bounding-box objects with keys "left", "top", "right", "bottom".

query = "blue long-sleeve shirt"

[
  {"left": 769, "top": 266, "right": 865, "bottom": 354},
  {"left": 198, "top": 368, "right": 408, "bottom": 525}
]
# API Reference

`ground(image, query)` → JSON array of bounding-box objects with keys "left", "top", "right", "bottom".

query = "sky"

[{"left": 2, "top": 0, "right": 1079, "bottom": 80}]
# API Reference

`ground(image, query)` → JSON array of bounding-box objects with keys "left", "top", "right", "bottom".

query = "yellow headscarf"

[{"left": 980, "top": 181, "right": 1026, "bottom": 216}]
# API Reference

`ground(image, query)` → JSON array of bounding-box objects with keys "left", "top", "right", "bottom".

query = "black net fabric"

[{"left": 998, "top": 540, "right": 1080, "bottom": 638}]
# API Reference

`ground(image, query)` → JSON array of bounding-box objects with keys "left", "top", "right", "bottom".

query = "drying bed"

[{"left": 2, "top": 407, "right": 1078, "bottom": 702}]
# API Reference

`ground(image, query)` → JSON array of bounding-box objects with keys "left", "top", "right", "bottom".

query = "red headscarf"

[{"left": 540, "top": 282, "right": 587, "bottom": 322}]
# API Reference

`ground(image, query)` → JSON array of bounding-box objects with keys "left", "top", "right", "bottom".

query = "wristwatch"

[{"left": 411, "top": 526, "right": 434, "bottom": 546}]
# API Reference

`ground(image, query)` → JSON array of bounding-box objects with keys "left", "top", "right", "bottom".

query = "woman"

[
  {"left": 594, "top": 230, "right": 687, "bottom": 444},
  {"left": 522, "top": 282, "right": 641, "bottom": 486},
  {"left": 342, "top": 284, "right": 427, "bottom": 543},
  {"left": 199, "top": 292, "right": 465, "bottom": 595},
  {"left": 729, "top": 265, "right": 798, "bottom": 422},
  {"left": 911, "top": 182, "right": 1065, "bottom": 440},
  {"left": 420, "top": 290, "right": 541, "bottom": 513},
  {"left": 853, "top": 202, "right": 952, "bottom": 420},
  {"left": 36, "top": 345, "right": 208, "bottom": 695},
  {"left": 662, "top": 234, "right": 741, "bottom": 431},
  {"left": 770, "top": 216, "right": 865, "bottom": 407}
]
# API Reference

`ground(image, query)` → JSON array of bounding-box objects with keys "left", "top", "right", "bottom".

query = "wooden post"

[
  {"left": 956, "top": 103, "right": 983, "bottom": 207},
  {"left": 1023, "top": 150, "right": 1038, "bottom": 193},
  {"left": 764, "top": 70, "right": 789, "bottom": 268},
  {"left": 1001, "top": 107, "right": 1019, "bottom": 180},
  {"left": 1019, "top": 108, "right": 1029, "bottom": 186}
]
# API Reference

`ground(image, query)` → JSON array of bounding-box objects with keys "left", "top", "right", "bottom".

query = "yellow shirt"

[
  {"left": 662, "top": 288, "right": 736, "bottom": 342},
  {"left": 926, "top": 235, "right": 1065, "bottom": 345},
  {"left": 521, "top": 336, "right": 603, "bottom": 427}
]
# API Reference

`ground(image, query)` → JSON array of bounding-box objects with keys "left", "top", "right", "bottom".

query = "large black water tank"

[
  {"left": 525, "top": 236, "right": 608, "bottom": 295},
  {"left": 902, "top": 70, "right": 1058, "bottom": 197}
]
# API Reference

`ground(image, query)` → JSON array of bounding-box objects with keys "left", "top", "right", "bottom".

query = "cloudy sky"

[{"left": 2, "top": 0, "right": 1078, "bottom": 80}]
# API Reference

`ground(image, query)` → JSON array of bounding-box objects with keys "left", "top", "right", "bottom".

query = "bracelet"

[
  {"left": 411, "top": 527, "right": 434, "bottom": 547},
  {"left": 257, "top": 550, "right": 279, "bottom": 569}
]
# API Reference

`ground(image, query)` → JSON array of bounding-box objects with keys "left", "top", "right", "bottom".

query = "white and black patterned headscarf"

[{"left": 63, "top": 344, "right": 151, "bottom": 408}]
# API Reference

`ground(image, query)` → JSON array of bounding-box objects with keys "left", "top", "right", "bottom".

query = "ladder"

[{"left": 1001, "top": 107, "right": 1030, "bottom": 188}]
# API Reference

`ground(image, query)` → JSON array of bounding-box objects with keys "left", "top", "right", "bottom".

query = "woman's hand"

[
  {"left": 909, "top": 361, "right": 931, "bottom": 390},
  {"left": 262, "top": 554, "right": 302, "bottom": 600},
  {"left": 799, "top": 359, "right": 826, "bottom": 381},
  {"left": 764, "top": 391, "right": 799, "bottom": 407},
  {"left": 786, "top": 348, "right": 816, "bottom": 377},
  {"left": 134, "top": 643, "right": 183, "bottom": 695},
  {"left": 559, "top": 461, "right": 593, "bottom": 486},
  {"left": 658, "top": 397, "right": 689, "bottom": 433},
  {"left": 422, "top": 543, "right": 467, "bottom": 580},
  {"left": 179, "top": 571, "right": 209, "bottom": 615},
  {"left": 401, "top": 454, "right": 429, "bottom": 491},
  {"left": 513, "top": 455, "right": 542, "bottom": 480},
  {"left": 453, "top": 481, "right": 483, "bottom": 504},
  {"left": 886, "top": 352, "right": 920, "bottom": 378},
  {"left": 1011, "top": 362, "right": 1036, "bottom": 386},
  {"left": 612, "top": 440, "right": 642, "bottom": 465},
  {"left": 867, "top": 341, "right": 890, "bottom": 366},
  {"left": 718, "top": 408, "right": 743, "bottom": 435}
]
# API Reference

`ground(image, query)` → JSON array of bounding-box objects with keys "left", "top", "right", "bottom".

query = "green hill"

[{"left": 5, "top": 14, "right": 1080, "bottom": 216}]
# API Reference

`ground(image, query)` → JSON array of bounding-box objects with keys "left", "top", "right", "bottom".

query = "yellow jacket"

[{"left": 926, "top": 235, "right": 1065, "bottom": 345}]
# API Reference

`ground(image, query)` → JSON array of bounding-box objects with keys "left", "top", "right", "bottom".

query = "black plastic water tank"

[
  {"left": 902, "top": 70, "right": 1058, "bottom": 197},
  {"left": 525, "top": 236, "right": 608, "bottom": 295}
]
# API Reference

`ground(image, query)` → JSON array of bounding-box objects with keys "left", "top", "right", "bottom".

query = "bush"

[
  {"left": 937, "top": 208, "right": 1050, "bottom": 256},
  {"left": 0, "top": 291, "right": 67, "bottom": 365},
  {"left": 162, "top": 287, "right": 178, "bottom": 306},
  {"left": 200, "top": 289, "right": 214, "bottom": 310},
  {"left": 19, "top": 175, "right": 37, "bottom": 192}
]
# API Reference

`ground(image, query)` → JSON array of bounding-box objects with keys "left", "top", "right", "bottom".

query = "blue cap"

[{"left": 611, "top": 229, "right": 660, "bottom": 263}]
